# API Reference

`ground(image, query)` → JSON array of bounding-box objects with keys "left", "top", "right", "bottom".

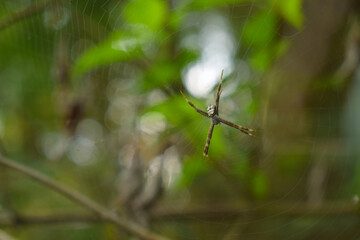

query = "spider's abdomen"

[{"left": 207, "top": 104, "right": 216, "bottom": 117}]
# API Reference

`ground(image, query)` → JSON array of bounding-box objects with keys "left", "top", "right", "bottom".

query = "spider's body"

[
  {"left": 181, "top": 70, "right": 257, "bottom": 159},
  {"left": 207, "top": 104, "right": 216, "bottom": 117},
  {"left": 207, "top": 105, "right": 221, "bottom": 125}
]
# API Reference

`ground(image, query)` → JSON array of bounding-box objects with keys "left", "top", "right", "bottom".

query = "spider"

[{"left": 180, "top": 70, "right": 257, "bottom": 159}]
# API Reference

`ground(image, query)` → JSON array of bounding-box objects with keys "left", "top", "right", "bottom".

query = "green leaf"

[
  {"left": 190, "top": 0, "right": 251, "bottom": 10},
  {"left": 124, "top": 0, "right": 167, "bottom": 31},
  {"left": 72, "top": 30, "right": 153, "bottom": 77},
  {"left": 242, "top": 11, "right": 277, "bottom": 47},
  {"left": 273, "top": 0, "right": 304, "bottom": 28}
]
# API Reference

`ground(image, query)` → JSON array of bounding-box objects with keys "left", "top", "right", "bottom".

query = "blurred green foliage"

[
  {"left": 1, "top": 0, "right": 357, "bottom": 239},
  {"left": 273, "top": 0, "right": 304, "bottom": 28},
  {"left": 0, "top": 0, "right": 298, "bottom": 207},
  {"left": 124, "top": 0, "right": 167, "bottom": 30},
  {"left": 73, "top": 29, "right": 152, "bottom": 76}
]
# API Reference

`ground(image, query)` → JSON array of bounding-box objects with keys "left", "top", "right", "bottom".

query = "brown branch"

[
  {"left": 0, "top": 155, "right": 170, "bottom": 240},
  {"left": 0, "top": 213, "right": 99, "bottom": 226},
  {"left": 0, "top": 0, "right": 66, "bottom": 32},
  {"left": 0, "top": 202, "right": 358, "bottom": 227},
  {"left": 151, "top": 202, "right": 360, "bottom": 221}
]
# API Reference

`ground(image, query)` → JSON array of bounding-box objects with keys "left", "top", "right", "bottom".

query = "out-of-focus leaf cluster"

[{"left": 0, "top": 0, "right": 309, "bottom": 238}]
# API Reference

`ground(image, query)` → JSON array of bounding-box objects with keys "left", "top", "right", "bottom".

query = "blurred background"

[{"left": 0, "top": 0, "right": 360, "bottom": 239}]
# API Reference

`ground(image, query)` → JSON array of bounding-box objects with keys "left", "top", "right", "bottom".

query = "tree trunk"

[{"left": 260, "top": 0, "right": 357, "bottom": 200}]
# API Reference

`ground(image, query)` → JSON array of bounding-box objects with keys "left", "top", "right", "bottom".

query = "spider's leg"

[
  {"left": 218, "top": 117, "right": 258, "bottom": 138},
  {"left": 203, "top": 122, "right": 215, "bottom": 160},
  {"left": 215, "top": 70, "right": 224, "bottom": 115},
  {"left": 180, "top": 91, "right": 209, "bottom": 118}
]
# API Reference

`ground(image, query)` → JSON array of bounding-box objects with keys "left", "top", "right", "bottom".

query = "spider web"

[{"left": 0, "top": 0, "right": 358, "bottom": 239}]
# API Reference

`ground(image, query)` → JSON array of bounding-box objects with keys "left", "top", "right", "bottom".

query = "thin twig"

[
  {"left": 0, "top": 155, "right": 170, "bottom": 240},
  {"left": 0, "top": 0, "right": 65, "bottom": 32}
]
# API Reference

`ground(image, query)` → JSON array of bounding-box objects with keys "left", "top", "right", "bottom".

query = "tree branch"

[
  {"left": 0, "top": 155, "right": 170, "bottom": 240},
  {"left": 0, "top": 0, "right": 66, "bottom": 32},
  {"left": 0, "top": 202, "right": 358, "bottom": 227},
  {"left": 0, "top": 213, "right": 99, "bottom": 226},
  {"left": 151, "top": 202, "right": 360, "bottom": 221}
]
